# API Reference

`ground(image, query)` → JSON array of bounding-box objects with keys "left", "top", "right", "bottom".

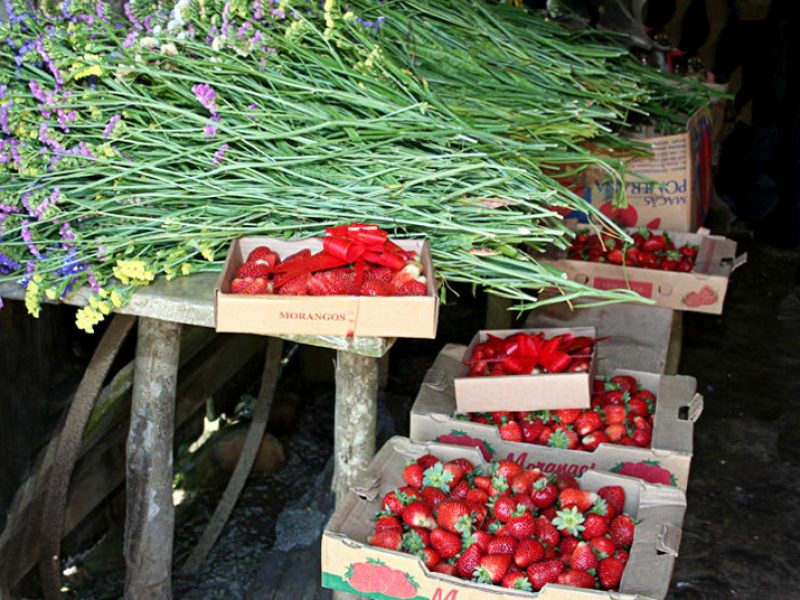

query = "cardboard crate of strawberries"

[
  {"left": 411, "top": 345, "right": 702, "bottom": 490},
  {"left": 215, "top": 224, "right": 438, "bottom": 338},
  {"left": 454, "top": 328, "right": 600, "bottom": 413},
  {"left": 541, "top": 227, "right": 745, "bottom": 314},
  {"left": 322, "top": 437, "right": 685, "bottom": 600}
]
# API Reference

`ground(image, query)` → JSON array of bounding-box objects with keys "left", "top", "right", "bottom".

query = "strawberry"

[
  {"left": 375, "top": 515, "right": 402, "bottom": 532},
  {"left": 467, "top": 529, "right": 493, "bottom": 552},
  {"left": 520, "top": 419, "right": 545, "bottom": 443},
  {"left": 604, "top": 423, "right": 627, "bottom": 442},
  {"left": 526, "top": 559, "right": 564, "bottom": 590},
  {"left": 511, "top": 492, "right": 535, "bottom": 514},
  {"left": 606, "top": 249, "right": 624, "bottom": 264},
  {"left": 430, "top": 528, "right": 461, "bottom": 559},
  {"left": 415, "top": 547, "right": 438, "bottom": 569},
  {"left": 510, "top": 471, "right": 537, "bottom": 495},
  {"left": 557, "top": 569, "right": 596, "bottom": 589},
  {"left": 547, "top": 428, "right": 578, "bottom": 450},
  {"left": 246, "top": 246, "right": 280, "bottom": 266},
  {"left": 456, "top": 544, "right": 484, "bottom": 579},
  {"left": 487, "top": 535, "right": 518, "bottom": 556},
  {"left": 598, "top": 486, "right": 626, "bottom": 519},
  {"left": 554, "top": 473, "right": 580, "bottom": 491},
  {"left": 436, "top": 500, "right": 473, "bottom": 534},
  {"left": 449, "top": 458, "right": 475, "bottom": 475},
  {"left": 368, "top": 529, "right": 402, "bottom": 550},
  {"left": 473, "top": 554, "right": 511, "bottom": 584},
  {"left": 581, "top": 431, "right": 609, "bottom": 451},
  {"left": 555, "top": 409, "right": 582, "bottom": 425},
  {"left": 473, "top": 476, "right": 492, "bottom": 492},
  {"left": 420, "top": 486, "right": 448, "bottom": 506},
  {"left": 360, "top": 279, "right": 394, "bottom": 296},
  {"left": 506, "top": 509, "right": 536, "bottom": 540},
  {"left": 495, "top": 460, "right": 524, "bottom": 480},
  {"left": 235, "top": 261, "right": 272, "bottom": 279},
  {"left": 603, "top": 390, "right": 626, "bottom": 406},
  {"left": 308, "top": 268, "right": 357, "bottom": 296},
  {"left": 499, "top": 421, "right": 523, "bottom": 442},
  {"left": 422, "top": 462, "right": 456, "bottom": 492},
  {"left": 610, "top": 375, "right": 637, "bottom": 394},
  {"left": 450, "top": 479, "right": 470, "bottom": 500},
  {"left": 535, "top": 514, "right": 561, "bottom": 546},
  {"left": 558, "top": 536, "right": 580, "bottom": 558},
  {"left": 574, "top": 410, "right": 603, "bottom": 436},
  {"left": 466, "top": 488, "right": 489, "bottom": 505},
  {"left": 402, "top": 528, "right": 427, "bottom": 553},
  {"left": 491, "top": 496, "right": 518, "bottom": 523},
  {"left": 403, "top": 463, "right": 425, "bottom": 489},
  {"left": 598, "top": 556, "right": 625, "bottom": 590},
  {"left": 632, "top": 428, "right": 652, "bottom": 447},
  {"left": 559, "top": 488, "right": 597, "bottom": 512},
  {"left": 614, "top": 548, "right": 630, "bottom": 564},
  {"left": 275, "top": 272, "right": 310, "bottom": 295},
  {"left": 582, "top": 513, "right": 609, "bottom": 538},
  {"left": 501, "top": 571, "right": 533, "bottom": 591},
  {"left": 402, "top": 501, "right": 436, "bottom": 529},
  {"left": 396, "top": 279, "right": 427, "bottom": 296},
  {"left": 589, "top": 536, "right": 616, "bottom": 557},
  {"left": 603, "top": 405, "right": 626, "bottom": 424},
  {"left": 416, "top": 454, "right": 440, "bottom": 469},
  {"left": 513, "top": 538, "right": 544, "bottom": 568},
  {"left": 442, "top": 462, "right": 466, "bottom": 487},
  {"left": 230, "top": 276, "right": 270, "bottom": 294},
  {"left": 609, "top": 514, "right": 635, "bottom": 547},
  {"left": 626, "top": 397, "right": 650, "bottom": 418},
  {"left": 431, "top": 562, "right": 457, "bottom": 576},
  {"left": 391, "top": 262, "right": 423, "bottom": 288},
  {"left": 570, "top": 542, "right": 598, "bottom": 571},
  {"left": 363, "top": 266, "right": 395, "bottom": 282},
  {"left": 530, "top": 478, "right": 558, "bottom": 509},
  {"left": 381, "top": 490, "right": 406, "bottom": 515}
]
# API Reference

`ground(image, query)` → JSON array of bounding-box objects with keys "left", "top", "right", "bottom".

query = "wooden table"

[{"left": 0, "top": 274, "right": 392, "bottom": 599}]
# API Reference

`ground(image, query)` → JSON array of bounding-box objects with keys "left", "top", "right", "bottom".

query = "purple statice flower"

[
  {"left": 271, "top": 7, "right": 285, "bottom": 19},
  {"left": 87, "top": 271, "right": 101, "bottom": 293},
  {"left": 252, "top": 30, "right": 262, "bottom": 45},
  {"left": 246, "top": 102, "right": 258, "bottom": 120},
  {"left": 0, "top": 140, "right": 22, "bottom": 169},
  {"left": 143, "top": 15, "right": 152, "bottom": 32},
  {"left": 3, "top": 0, "right": 24, "bottom": 25},
  {"left": 59, "top": 221, "right": 75, "bottom": 244},
  {"left": 238, "top": 21, "right": 253, "bottom": 40},
  {"left": 39, "top": 124, "right": 64, "bottom": 151},
  {"left": 124, "top": 3, "right": 143, "bottom": 30},
  {"left": 0, "top": 253, "right": 22, "bottom": 275},
  {"left": 57, "top": 107, "right": 77, "bottom": 132},
  {"left": 20, "top": 220, "right": 41, "bottom": 257},
  {"left": 221, "top": 1, "right": 232, "bottom": 36},
  {"left": 0, "top": 102, "right": 11, "bottom": 135},
  {"left": 27, "top": 188, "right": 60, "bottom": 220},
  {"left": 103, "top": 114, "right": 121, "bottom": 138},
  {"left": 97, "top": 244, "right": 108, "bottom": 262},
  {"left": 252, "top": 0, "right": 263, "bottom": 20},
  {"left": 192, "top": 83, "right": 218, "bottom": 117},
  {"left": 95, "top": 0, "right": 108, "bottom": 23},
  {"left": 0, "top": 84, "right": 6, "bottom": 99},
  {"left": 213, "top": 143, "right": 229, "bottom": 165},
  {"left": 123, "top": 31, "right": 138, "bottom": 48},
  {"left": 56, "top": 247, "right": 88, "bottom": 277},
  {"left": 355, "top": 15, "right": 385, "bottom": 31},
  {"left": 75, "top": 13, "right": 95, "bottom": 26},
  {"left": 74, "top": 141, "right": 96, "bottom": 159},
  {"left": 204, "top": 122, "right": 218, "bottom": 138},
  {"left": 34, "top": 36, "right": 64, "bottom": 87},
  {"left": 14, "top": 40, "right": 36, "bottom": 68}
]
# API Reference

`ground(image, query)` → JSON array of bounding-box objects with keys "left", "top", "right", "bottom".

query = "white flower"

[
  {"left": 140, "top": 36, "right": 159, "bottom": 50},
  {"left": 160, "top": 43, "right": 178, "bottom": 57}
]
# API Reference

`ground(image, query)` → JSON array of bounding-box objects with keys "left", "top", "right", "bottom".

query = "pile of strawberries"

[
  {"left": 230, "top": 245, "right": 428, "bottom": 296},
  {"left": 369, "top": 453, "right": 634, "bottom": 592},
  {"left": 462, "top": 374, "right": 657, "bottom": 450},
  {"left": 466, "top": 332, "right": 599, "bottom": 377},
  {"left": 566, "top": 229, "right": 698, "bottom": 272}
]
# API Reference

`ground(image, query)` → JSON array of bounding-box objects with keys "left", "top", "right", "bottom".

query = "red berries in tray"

[
  {"left": 370, "top": 453, "right": 634, "bottom": 592},
  {"left": 460, "top": 374, "right": 656, "bottom": 450},
  {"left": 567, "top": 228, "right": 698, "bottom": 272}
]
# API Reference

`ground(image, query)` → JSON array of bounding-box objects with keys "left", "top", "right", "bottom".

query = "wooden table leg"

[
  {"left": 332, "top": 352, "right": 378, "bottom": 507},
  {"left": 124, "top": 318, "right": 181, "bottom": 600}
]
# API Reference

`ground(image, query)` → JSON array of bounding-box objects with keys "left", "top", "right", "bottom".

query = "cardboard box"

[
  {"left": 411, "top": 345, "right": 703, "bottom": 490},
  {"left": 215, "top": 236, "right": 439, "bottom": 338},
  {"left": 562, "top": 106, "right": 713, "bottom": 232},
  {"left": 541, "top": 228, "right": 746, "bottom": 314},
  {"left": 322, "top": 436, "right": 686, "bottom": 600},
  {"left": 454, "top": 328, "right": 598, "bottom": 413}
]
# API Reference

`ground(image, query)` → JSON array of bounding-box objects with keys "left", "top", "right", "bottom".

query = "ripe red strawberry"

[
  {"left": 609, "top": 515, "right": 635, "bottom": 547},
  {"left": 495, "top": 460, "right": 524, "bottom": 480},
  {"left": 606, "top": 248, "right": 624, "bottom": 264},
  {"left": 466, "top": 488, "right": 489, "bottom": 505},
  {"left": 402, "top": 501, "right": 436, "bottom": 530},
  {"left": 456, "top": 544, "right": 484, "bottom": 579},
  {"left": 449, "top": 458, "right": 474, "bottom": 474},
  {"left": 598, "top": 486, "right": 626, "bottom": 518},
  {"left": 467, "top": 529, "right": 493, "bottom": 552},
  {"left": 429, "top": 528, "right": 461, "bottom": 559},
  {"left": 403, "top": 463, "right": 425, "bottom": 489},
  {"left": 603, "top": 404, "right": 626, "bottom": 424},
  {"left": 558, "top": 536, "right": 580, "bottom": 558},
  {"left": 574, "top": 410, "right": 603, "bottom": 436},
  {"left": 420, "top": 486, "right": 448, "bottom": 506},
  {"left": 363, "top": 266, "right": 395, "bottom": 282},
  {"left": 443, "top": 462, "right": 465, "bottom": 486},
  {"left": 236, "top": 261, "right": 272, "bottom": 279},
  {"left": 487, "top": 535, "right": 518, "bottom": 556},
  {"left": 416, "top": 454, "right": 440, "bottom": 469},
  {"left": 491, "top": 496, "right": 518, "bottom": 523},
  {"left": 583, "top": 513, "right": 609, "bottom": 538},
  {"left": 610, "top": 375, "right": 637, "bottom": 394},
  {"left": 626, "top": 397, "right": 650, "bottom": 418},
  {"left": 431, "top": 562, "right": 457, "bottom": 576},
  {"left": 308, "top": 268, "right": 357, "bottom": 296},
  {"left": 531, "top": 478, "right": 558, "bottom": 509},
  {"left": 501, "top": 571, "right": 533, "bottom": 591},
  {"left": 535, "top": 515, "right": 561, "bottom": 546},
  {"left": 375, "top": 515, "right": 402, "bottom": 532},
  {"left": 360, "top": 279, "right": 394, "bottom": 296},
  {"left": 511, "top": 492, "right": 535, "bottom": 514},
  {"left": 598, "top": 556, "right": 625, "bottom": 590},
  {"left": 418, "top": 547, "right": 440, "bottom": 569},
  {"left": 570, "top": 542, "right": 598, "bottom": 571},
  {"left": 381, "top": 490, "right": 406, "bottom": 515},
  {"left": 604, "top": 423, "right": 627, "bottom": 442},
  {"left": 368, "top": 529, "right": 402, "bottom": 550},
  {"left": 396, "top": 279, "right": 427, "bottom": 296},
  {"left": 520, "top": 419, "right": 545, "bottom": 443},
  {"left": 581, "top": 431, "right": 609, "bottom": 451},
  {"left": 615, "top": 548, "right": 630, "bottom": 564},
  {"left": 275, "top": 272, "right": 310, "bottom": 295},
  {"left": 557, "top": 569, "right": 596, "bottom": 589},
  {"left": 499, "top": 421, "right": 523, "bottom": 442},
  {"left": 450, "top": 479, "right": 470, "bottom": 500},
  {"left": 473, "top": 476, "right": 492, "bottom": 492},
  {"left": 547, "top": 427, "right": 579, "bottom": 450},
  {"left": 554, "top": 473, "right": 580, "bottom": 491},
  {"left": 230, "top": 276, "right": 270, "bottom": 294},
  {"left": 474, "top": 554, "right": 511, "bottom": 584},
  {"left": 506, "top": 510, "right": 536, "bottom": 540},
  {"left": 513, "top": 538, "right": 544, "bottom": 568},
  {"left": 589, "top": 536, "right": 617, "bottom": 557},
  {"left": 526, "top": 559, "right": 564, "bottom": 590},
  {"left": 559, "top": 488, "right": 597, "bottom": 512},
  {"left": 468, "top": 502, "right": 488, "bottom": 527},
  {"left": 632, "top": 428, "right": 652, "bottom": 447},
  {"left": 436, "top": 500, "right": 473, "bottom": 534},
  {"left": 510, "top": 471, "right": 537, "bottom": 495},
  {"left": 246, "top": 246, "right": 280, "bottom": 266}
]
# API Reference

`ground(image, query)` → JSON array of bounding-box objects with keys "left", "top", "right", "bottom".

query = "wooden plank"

[{"left": 124, "top": 318, "right": 181, "bottom": 600}]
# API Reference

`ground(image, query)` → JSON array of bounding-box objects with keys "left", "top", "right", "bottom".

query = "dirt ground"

[{"left": 55, "top": 235, "right": 800, "bottom": 599}]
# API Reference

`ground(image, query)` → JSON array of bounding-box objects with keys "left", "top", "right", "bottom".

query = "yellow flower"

[
  {"left": 76, "top": 306, "right": 103, "bottom": 333},
  {"left": 25, "top": 281, "right": 41, "bottom": 318},
  {"left": 113, "top": 259, "right": 155, "bottom": 284},
  {"left": 110, "top": 290, "right": 123, "bottom": 308},
  {"left": 181, "top": 263, "right": 194, "bottom": 276},
  {"left": 45, "top": 288, "right": 57, "bottom": 300},
  {"left": 200, "top": 247, "right": 214, "bottom": 262},
  {"left": 73, "top": 65, "right": 103, "bottom": 80},
  {"left": 101, "top": 144, "right": 114, "bottom": 158}
]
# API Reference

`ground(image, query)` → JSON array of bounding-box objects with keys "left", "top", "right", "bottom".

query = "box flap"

[{"left": 657, "top": 523, "right": 682, "bottom": 557}]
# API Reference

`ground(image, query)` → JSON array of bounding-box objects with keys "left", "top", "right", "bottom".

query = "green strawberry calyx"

[
  {"left": 423, "top": 462, "right": 454, "bottom": 492},
  {"left": 552, "top": 506, "right": 586, "bottom": 536}
]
